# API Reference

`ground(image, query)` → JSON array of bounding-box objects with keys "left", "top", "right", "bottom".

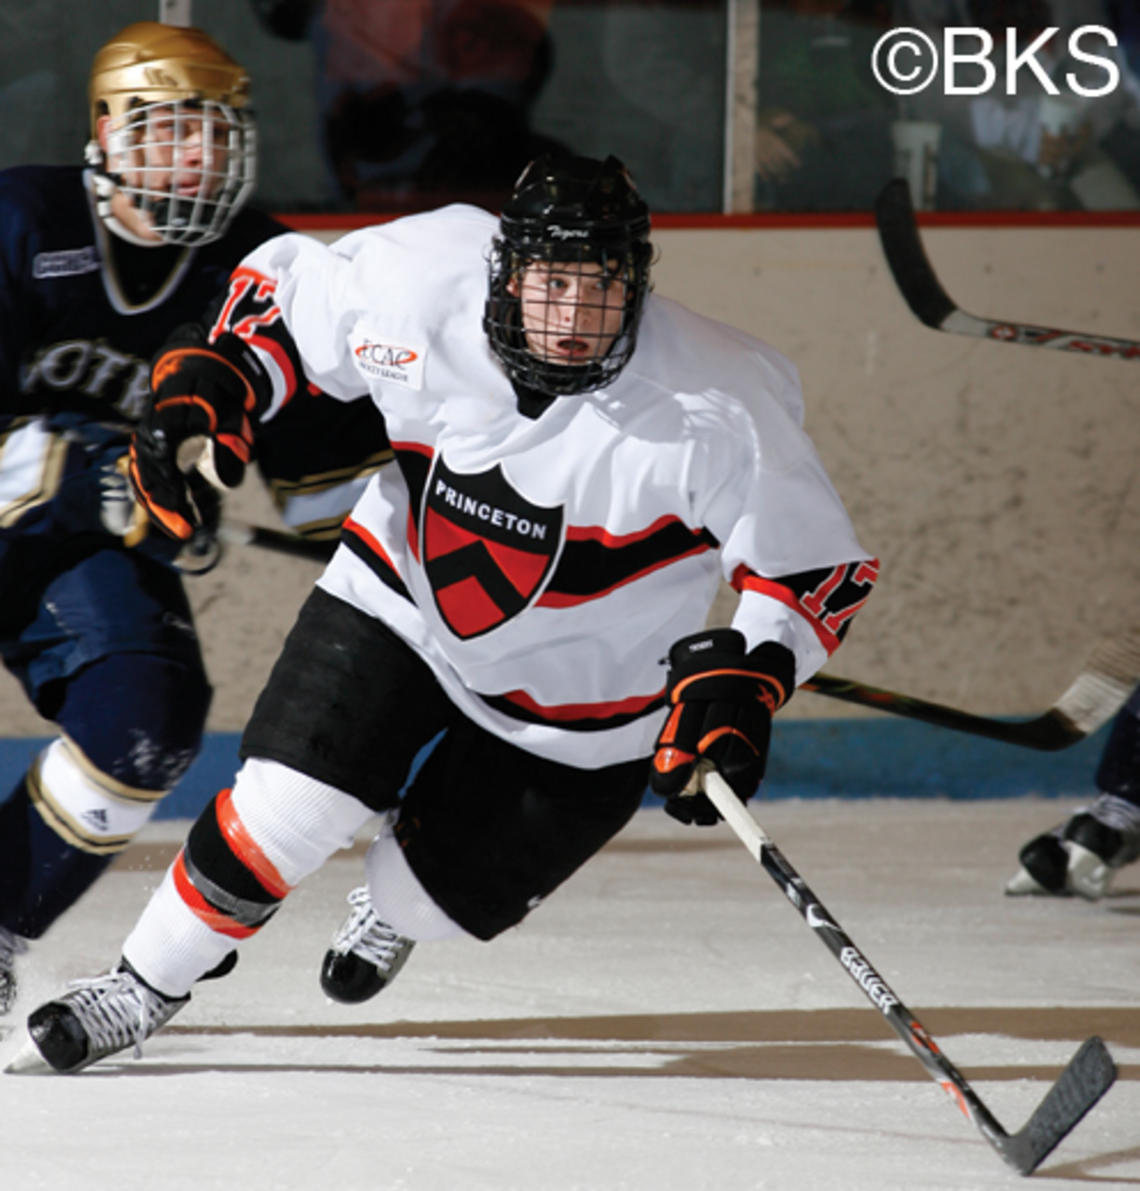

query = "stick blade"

[
  {"left": 874, "top": 178, "right": 956, "bottom": 329},
  {"left": 997, "top": 1036, "right": 1116, "bottom": 1176}
]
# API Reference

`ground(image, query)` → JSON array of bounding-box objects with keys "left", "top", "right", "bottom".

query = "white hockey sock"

[
  {"left": 121, "top": 866, "right": 235, "bottom": 999},
  {"left": 365, "top": 818, "right": 466, "bottom": 941},
  {"left": 123, "top": 759, "right": 375, "bottom": 997},
  {"left": 230, "top": 758, "right": 374, "bottom": 886}
]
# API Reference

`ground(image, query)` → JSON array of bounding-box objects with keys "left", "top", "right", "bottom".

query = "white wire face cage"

[{"left": 100, "top": 97, "right": 256, "bottom": 247}]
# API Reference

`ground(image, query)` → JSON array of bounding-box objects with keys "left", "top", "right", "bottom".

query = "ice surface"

[{"left": 2, "top": 798, "right": 1138, "bottom": 1190}]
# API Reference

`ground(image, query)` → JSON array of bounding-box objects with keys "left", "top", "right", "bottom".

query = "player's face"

[
  {"left": 98, "top": 103, "right": 236, "bottom": 242},
  {"left": 510, "top": 260, "right": 627, "bottom": 366}
]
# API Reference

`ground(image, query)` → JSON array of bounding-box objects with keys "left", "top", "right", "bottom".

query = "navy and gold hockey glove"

[
  {"left": 651, "top": 628, "right": 794, "bottom": 826},
  {"left": 129, "top": 325, "right": 268, "bottom": 541}
]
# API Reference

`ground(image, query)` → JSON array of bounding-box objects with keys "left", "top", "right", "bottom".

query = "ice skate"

[
  {"left": 0, "top": 926, "right": 28, "bottom": 1017},
  {"left": 320, "top": 885, "right": 415, "bottom": 1004},
  {"left": 1006, "top": 794, "right": 1140, "bottom": 900},
  {"left": 6, "top": 959, "right": 188, "bottom": 1074}
]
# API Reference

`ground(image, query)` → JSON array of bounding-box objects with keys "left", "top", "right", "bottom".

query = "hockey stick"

[
  {"left": 874, "top": 178, "right": 1140, "bottom": 361},
  {"left": 218, "top": 519, "right": 337, "bottom": 562},
  {"left": 702, "top": 768, "right": 1116, "bottom": 1175},
  {"left": 802, "top": 627, "right": 1140, "bottom": 751}
]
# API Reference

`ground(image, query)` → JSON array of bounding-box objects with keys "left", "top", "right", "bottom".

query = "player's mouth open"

[{"left": 555, "top": 337, "right": 590, "bottom": 358}]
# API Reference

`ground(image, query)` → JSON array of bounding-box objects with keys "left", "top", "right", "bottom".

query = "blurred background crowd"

[{"left": 3, "top": 0, "right": 1139, "bottom": 215}]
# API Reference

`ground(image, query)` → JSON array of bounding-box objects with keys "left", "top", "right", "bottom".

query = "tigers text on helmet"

[
  {"left": 86, "top": 21, "right": 256, "bottom": 248},
  {"left": 485, "top": 154, "right": 653, "bottom": 397}
]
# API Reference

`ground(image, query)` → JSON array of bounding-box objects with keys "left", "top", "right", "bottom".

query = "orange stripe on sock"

[
  {"left": 214, "top": 787, "right": 293, "bottom": 899},
  {"left": 171, "top": 848, "right": 257, "bottom": 939}
]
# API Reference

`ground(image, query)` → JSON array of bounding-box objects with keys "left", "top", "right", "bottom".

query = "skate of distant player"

[{"left": 1008, "top": 683, "right": 1140, "bottom": 899}]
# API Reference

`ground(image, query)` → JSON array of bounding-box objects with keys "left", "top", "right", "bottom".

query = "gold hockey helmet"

[
  {"left": 89, "top": 21, "right": 251, "bottom": 133},
  {"left": 86, "top": 21, "right": 256, "bottom": 247}
]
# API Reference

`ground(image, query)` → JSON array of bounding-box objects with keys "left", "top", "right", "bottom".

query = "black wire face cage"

[
  {"left": 101, "top": 97, "right": 256, "bottom": 247},
  {"left": 485, "top": 236, "right": 652, "bottom": 397}
]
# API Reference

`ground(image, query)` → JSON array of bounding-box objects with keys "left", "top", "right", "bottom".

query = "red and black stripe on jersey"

[
  {"left": 330, "top": 440, "right": 426, "bottom": 602},
  {"left": 341, "top": 515, "right": 412, "bottom": 600},
  {"left": 733, "top": 558, "right": 879, "bottom": 655},
  {"left": 395, "top": 439, "right": 433, "bottom": 555},
  {"left": 479, "top": 685, "right": 667, "bottom": 732},
  {"left": 391, "top": 440, "right": 719, "bottom": 610},
  {"left": 537, "top": 518, "right": 717, "bottom": 608}
]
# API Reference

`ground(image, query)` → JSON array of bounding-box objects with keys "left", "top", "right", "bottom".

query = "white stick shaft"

[{"left": 702, "top": 770, "right": 772, "bottom": 860}]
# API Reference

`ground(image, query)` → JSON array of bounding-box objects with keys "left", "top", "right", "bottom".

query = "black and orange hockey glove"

[
  {"left": 650, "top": 628, "right": 794, "bottom": 826},
  {"left": 129, "top": 325, "right": 269, "bottom": 541}
]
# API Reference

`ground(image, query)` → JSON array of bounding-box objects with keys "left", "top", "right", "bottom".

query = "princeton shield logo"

[{"left": 422, "top": 457, "right": 563, "bottom": 638}]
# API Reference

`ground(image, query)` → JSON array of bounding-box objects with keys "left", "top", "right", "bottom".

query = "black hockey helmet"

[{"left": 484, "top": 154, "right": 653, "bottom": 396}]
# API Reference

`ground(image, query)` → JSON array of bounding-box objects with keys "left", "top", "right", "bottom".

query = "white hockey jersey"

[{"left": 229, "top": 205, "right": 876, "bottom": 767}]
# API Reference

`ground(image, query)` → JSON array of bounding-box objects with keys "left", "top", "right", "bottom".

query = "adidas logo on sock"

[{"left": 81, "top": 808, "right": 110, "bottom": 832}]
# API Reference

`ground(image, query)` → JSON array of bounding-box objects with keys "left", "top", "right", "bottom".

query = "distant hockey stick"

[
  {"left": 218, "top": 519, "right": 337, "bottom": 562},
  {"left": 874, "top": 178, "right": 1140, "bottom": 361},
  {"left": 702, "top": 768, "right": 1116, "bottom": 1175},
  {"left": 802, "top": 625, "right": 1140, "bottom": 750}
]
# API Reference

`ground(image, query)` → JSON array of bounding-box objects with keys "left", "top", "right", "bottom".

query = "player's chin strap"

[{"left": 83, "top": 142, "right": 158, "bottom": 249}]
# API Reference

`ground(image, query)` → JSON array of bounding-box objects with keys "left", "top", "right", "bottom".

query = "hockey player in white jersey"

[{"left": 14, "top": 154, "right": 877, "bottom": 1073}]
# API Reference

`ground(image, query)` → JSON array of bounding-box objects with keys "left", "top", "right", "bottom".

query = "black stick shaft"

[
  {"left": 801, "top": 673, "right": 1080, "bottom": 750},
  {"left": 875, "top": 178, "right": 1140, "bottom": 361},
  {"left": 219, "top": 520, "right": 337, "bottom": 562},
  {"left": 756, "top": 836, "right": 1009, "bottom": 1142},
  {"left": 701, "top": 772, "right": 1116, "bottom": 1175}
]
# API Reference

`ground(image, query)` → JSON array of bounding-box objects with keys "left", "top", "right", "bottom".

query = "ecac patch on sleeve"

[{"left": 350, "top": 332, "right": 427, "bottom": 390}]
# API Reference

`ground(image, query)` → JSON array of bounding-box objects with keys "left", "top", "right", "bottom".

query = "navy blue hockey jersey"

[{"left": 0, "top": 165, "right": 390, "bottom": 539}]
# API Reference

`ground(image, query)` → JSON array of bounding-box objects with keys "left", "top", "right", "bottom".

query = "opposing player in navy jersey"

[
  {"left": 0, "top": 21, "right": 390, "bottom": 1018},
  {"left": 13, "top": 154, "right": 877, "bottom": 1074}
]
